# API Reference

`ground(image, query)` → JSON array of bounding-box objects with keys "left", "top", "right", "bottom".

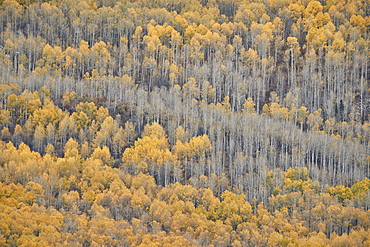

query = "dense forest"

[{"left": 0, "top": 0, "right": 369, "bottom": 245}]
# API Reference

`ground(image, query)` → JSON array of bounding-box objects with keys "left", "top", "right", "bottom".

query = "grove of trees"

[{"left": 0, "top": 0, "right": 369, "bottom": 245}]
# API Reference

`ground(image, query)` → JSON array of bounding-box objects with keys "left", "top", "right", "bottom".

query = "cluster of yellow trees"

[
  {"left": 1, "top": 136, "right": 370, "bottom": 246},
  {"left": 0, "top": 91, "right": 369, "bottom": 245},
  {"left": 1, "top": 86, "right": 369, "bottom": 187},
  {"left": 1, "top": 0, "right": 368, "bottom": 118},
  {"left": 0, "top": 0, "right": 369, "bottom": 245}
]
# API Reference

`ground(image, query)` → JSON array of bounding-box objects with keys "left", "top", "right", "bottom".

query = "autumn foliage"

[{"left": 0, "top": 0, "right": 369, "bottom": 245}]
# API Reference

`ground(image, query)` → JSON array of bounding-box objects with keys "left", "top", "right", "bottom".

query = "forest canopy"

[{"left": 0, "top": 0, "right": 369, "bottom": 246}]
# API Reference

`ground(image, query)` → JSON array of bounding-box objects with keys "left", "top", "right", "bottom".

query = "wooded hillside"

[{"left": 0, "top": 0, "right": 369, "bottom": 246}]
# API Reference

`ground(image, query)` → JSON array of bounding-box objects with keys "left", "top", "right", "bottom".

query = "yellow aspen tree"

[
  {"left": 235, "top": 4, "right": 257, "bottom": 26},
  {"left": 0, "top": 110, "right": 11, "bottom": 128},
  {"left": 286, "top": 36, "right": 300, "bottom": 89},
  {"left": 64, "top": 138, "right": 80, "bottom": 159},
  {"left": 12, "top": 124, "right": 23, "bottom": 146},
  {"left": 33, "top": 124, "right": 45, "bottom": 153},
  {"left": 112, "top": 127, "right": 126, "bottom": 158},
  {"left": 297, "top": 106, "right": 308, "bottom": 130},
  {"left": 94, "top": 116, "right": 118, "bottom": 148},
  {"left": 90, "top": 146, "right": 112, "bottom": 166},
  {"left": 307, "top": 109, "right": 323, "bottom": 132},
  {"left": 91, "top": 41, "right": 110, "bottom": 75},
  {"left": 122, "top": 122, "right": 176, "bottom": 185},
  {"left": 31, "top": 100, "right": 63, "bottom": 128},
  {"left": 242, "top": 97, "right": 256, "bottom": 114}
]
